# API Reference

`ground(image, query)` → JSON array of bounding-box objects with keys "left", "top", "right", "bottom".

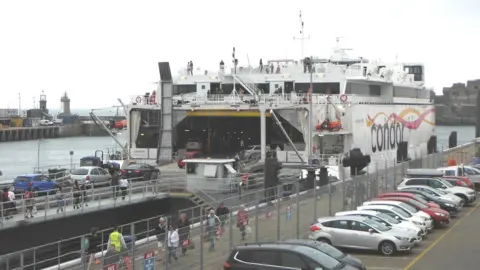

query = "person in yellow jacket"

[{"left": 107, "top": 225, "right": 127, "bottom": 253}]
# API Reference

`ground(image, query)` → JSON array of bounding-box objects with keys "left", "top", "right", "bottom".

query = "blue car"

[{"left": 13, "top": 174, "right": 57, "bottom": 194}]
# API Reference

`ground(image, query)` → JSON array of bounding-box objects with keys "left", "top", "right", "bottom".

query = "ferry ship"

[{"left": 126, "top": 40, "right": 435, "bottom": 169}]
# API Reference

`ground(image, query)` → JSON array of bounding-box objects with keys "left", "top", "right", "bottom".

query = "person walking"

[
  {"left": 24, "top": 187, "right": 35, "bottom": 219},
  {"left": 178, "top": 213, "right": 191, "bottom": 256},
  {"left": 167, "top": 225, "right": 179, "bottom": 263},
  {"left": 206, "top": 209, "right": 220, "bottom": 251},
  {"left": 236, "top": 205, "right": 249, "bottom": 240},
  {"left": 119, "top": 177, "right": 129, "bottom": 200},
  {"left": 55, "top": 186, "right": 65, "bottom": 213},
  {"left": 110, "top": 169, "right": 120, "bottom": 200},
  {"left": 84, "top": 227, "right": 100, "bottom": 270},
  {"left": 215, "top": 202, "right": 230, "bottom": 237},
  {"left": 154, "top": 217, "right": 167, "bottom": 261},
  {"left": 72, "top": 181, "right": 82, "bottom": 209},
  {"left": 107, "top": 225, "right": 127, "bottom": 253}
]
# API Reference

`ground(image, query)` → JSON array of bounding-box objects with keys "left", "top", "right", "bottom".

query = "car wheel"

[
  {"left": 379, "top": 241, "right": 396, "bottom": 256},
  {"left": 316, "top": 237, "right": 331, "bottom": 245},
  {"left": 455, "top": 194, "right": 469, "bottom": 206}
]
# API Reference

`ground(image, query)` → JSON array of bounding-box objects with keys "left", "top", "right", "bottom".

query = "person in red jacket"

[{"left": 236, "top": 205, "right": 249, "bottom": 240}]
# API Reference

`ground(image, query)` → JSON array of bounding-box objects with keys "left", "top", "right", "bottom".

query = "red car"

[
  {"left": 378, "top": 192, "right": 440, "bottom": 209},
  {"left": 442, "top": 176, "right": 474, "bottom": 189},
  {"left": 372, "top": 197, "right": 450, "bottom": 227},
  {"left": 177, "top": 151, "right": 201, "bottom": 169}
]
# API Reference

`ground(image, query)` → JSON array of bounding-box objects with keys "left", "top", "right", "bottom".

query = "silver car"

[
  {"left": 398, "top": 185, "right": 464, "bottom": 207},
  {"left": 308, "top": 216, "right": 416, "bottom": 256},
  {"left": 70, "top": 166, "right": 111, "bottom": 187},
  {"left": 335, "top": 210, "right": 424, "bottom": 242}
]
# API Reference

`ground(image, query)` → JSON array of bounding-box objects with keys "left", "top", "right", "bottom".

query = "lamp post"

[{"left": 70, "top": 151, "right": 74, "bottom": 172}]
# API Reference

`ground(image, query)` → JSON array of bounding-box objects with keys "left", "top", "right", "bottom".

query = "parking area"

[{"left": 342, "top": 201, "right": 480, "bottom": 270}]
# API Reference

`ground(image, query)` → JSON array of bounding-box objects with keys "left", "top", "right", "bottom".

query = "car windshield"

[
  {"left": 72, "top": 169, "right": 89, "bottom": 175},
  {"left": 14, "top": 176, "right": 31, "bottom": 182},
  {"left": 438, "top": 178, "right": 453, "bottom": 188},
  {"left": 435, "top": 189, "right": 448, "bottom": 195},
  {"left": 312, "top": 242, "right": 345, "bottom": 259},
  {"left": 296, "top": 246, "right": 340, "bottom": 269},
  {"left": 126, "top": 164, "right": 142, "bottom": 169},
  {"left": 399, "top": 202, "right": 417, "bottom": 213},
  {"left": 363, "top": 218, "right": 391, "bottom": 231},
  {"left": 392, "top": 207, "right": 412, "bottom": 218},
  {"left": 407, "top": 199, "right": 428, "bottom": 209},
  {"left": 412, "top": 194, "right": 429, "bottom": 204},
  {"left": 377, "top": 213, "right": 400, "bottom": 224}
]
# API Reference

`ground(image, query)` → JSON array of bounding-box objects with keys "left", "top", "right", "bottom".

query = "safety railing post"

[
  {"left": 58, "top": 240, "right": 62, "bottom": 267},
  {"left": 229, "top": 208, "right": 233, "bottom": 250},
  {"left": 44, "top": 195, "right": 48, "bottom": 220},
  {"left": 254, "top": 189, "right": 259, "bottom": 242},
  {"left": 199, "top": 207, "right": 204, "bottom": 270},
  {"left": 130, "top": 223, "right": 135, "bottom": 270},
  {"left": 1, "top": 201, "right": 4, "bottom": 226},
  {"left": 328, "top": 179, "right": 333, "bottom": 216},
  {"left": 20, "top": 252, "right": 24, "bottom": 269},
  {"left": 276, "top": 185, "right": 281, "bottom": 241},
  {"left": 313, "top": 176, "right": 318, "bottom": 223},
  {"left": 80, "top": 235, "right": 85, "bottom": 269},
  {"left": 295, "top": 181, "right": 300, "bottom": 239},
  {"left": 33, "top": 247, "right": 37, "bottom": 270}
]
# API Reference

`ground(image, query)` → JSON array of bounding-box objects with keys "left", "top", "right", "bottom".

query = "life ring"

[
  {"left": 340, "top": 94, "right": 348, "bottom": 103},
  {"left": 135, "top": 96, "right": 142, "bottom": 103}
]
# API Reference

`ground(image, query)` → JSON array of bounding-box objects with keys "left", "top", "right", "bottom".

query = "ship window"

[
  {"left": 295, "top": 83, "right": 340, "bottom": 94},
  {"left": 345, "top": 83, "right": 380, "bottom": 96},
  {"left": 201, "top": 85, "right": 206, "bottom": 90},
  {"left": 393, "top": 86, "right": 418, "bottom": 98},
  {"left": 173, "top": 84, "right": 196, "bottom": 95}
]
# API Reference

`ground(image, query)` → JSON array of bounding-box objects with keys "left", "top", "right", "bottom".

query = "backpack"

[{"left": 84, "top": 237, "right": 90, "bottom": 250}]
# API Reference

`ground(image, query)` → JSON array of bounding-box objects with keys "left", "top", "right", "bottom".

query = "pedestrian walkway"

[
  {"left": 61, "top": 189, "right": 345, "bottom": 270},
  {"left": 0, "top": 177, "right": 184, "bottom": 229}
]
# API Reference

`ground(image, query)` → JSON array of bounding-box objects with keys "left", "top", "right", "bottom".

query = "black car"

[
  {"left": 282, "top": 239, "right": 366, "bottom": 270},
  {"left": 224, "top": 242, "right": 358, "bottom": 270},
  {"left": 121, "top": 164, "right": 160, "bottom": 181},
  {"left": 396, "top": 189, "right": 460, "bottom": 216}
]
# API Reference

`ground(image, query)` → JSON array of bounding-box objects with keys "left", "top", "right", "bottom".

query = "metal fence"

[{"left": 0, "top": 141, "right": 478, "bottom": 270}]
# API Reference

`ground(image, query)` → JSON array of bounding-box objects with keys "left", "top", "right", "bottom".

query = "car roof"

[
  {"left": 398, "top": 185, "right": 436, "bottom": 191},
  {"left": 406, "top": 168, "right": 443, "bottom": 177},
  {"left": 374, "top": 197, "right": 411, "bottom": 202},
  {"left": 358, "top": 205, "right": 396, "bottom": 211},
  {"left": 335, "top": 210, "right": 379, "bottom": 216},
  {"left": 317, "top": 215, "right": 367, "bottom": 223},
  {"left": 234, "top": 243, "right": 310, "bottom": 252},
  {"left": 365, "top": 200, "right": 402, "bottom": 206},
  {"left": 77, "top": 166, "right": 99, "bottom": 170},
  {"left": 17, "top": 174, "right": 42, "bottom": 177},
  {"left": 381, "top": 192, "right": 414, "bottom": 197}
]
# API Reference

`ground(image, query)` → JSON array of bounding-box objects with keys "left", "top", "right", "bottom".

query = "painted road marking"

[
  {"left": 354, "top": 255, "right": 413, "bottom": 260},
  {"left": 404, "top": 202, "right": 480, "bottom": 270}
]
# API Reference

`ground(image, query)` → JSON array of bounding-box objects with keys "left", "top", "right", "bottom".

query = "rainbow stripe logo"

[{"left": 366, "top": 108, "right": 435, "bottom": 130}]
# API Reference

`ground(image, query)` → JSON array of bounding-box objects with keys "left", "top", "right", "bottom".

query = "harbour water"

[{"left": 0, "top": 126, "right": 475, "bottom": 180}]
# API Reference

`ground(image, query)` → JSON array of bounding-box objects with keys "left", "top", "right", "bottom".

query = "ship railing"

[{"left": 0, "top": 174, "right": 189, "bottom": 227}]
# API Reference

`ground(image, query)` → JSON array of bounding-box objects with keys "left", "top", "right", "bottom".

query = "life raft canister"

[{"left": 135, "top": 96, "right": 142, "bottom": 103}]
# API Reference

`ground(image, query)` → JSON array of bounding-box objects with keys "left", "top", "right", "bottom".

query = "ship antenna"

[{"left": 293, "top": 10, "right": 310, "bottom": 59}]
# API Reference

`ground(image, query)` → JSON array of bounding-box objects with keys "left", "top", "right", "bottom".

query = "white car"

[
  {"left": 335, "top": 210, "right": 424, "bottom": 242},
  {"left": 397, "top": 177, "right": 476, "bottom": 204},
  {"left": 363, "top": 200, "right": 434, "bottom": 230},
  {"left": 397, "top": 185, "right": 464, "bottom": 207},
  {"left": 357, "top": 205, "right": 429, "bottom": 234}
]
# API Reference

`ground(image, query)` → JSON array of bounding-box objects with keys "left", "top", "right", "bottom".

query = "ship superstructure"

[{"left": 127, "top": 41, "right": 434, "bottom": 169}]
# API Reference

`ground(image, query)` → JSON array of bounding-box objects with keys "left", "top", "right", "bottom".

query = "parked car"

[
  {"left": 395, "top": 188, "right": 462, "bottom": 216},
  {"left": 357, "top": 205, "right": 429, "bottom": 233},
  {"left": 177, "top": 151, "right": 200, "bottom": 169},
  {"left": 121, "top": 164, "right": 160, "bottom": 181},
  {"left": 397, "top": 185, "right": 464, "bottom": 206},
  {"left": 70, "top": 166, "right": 111, "bottom": 187},
  {"left": 442, "top": 176, "right": 473, "bottom": 189},
  {"left": 371, "top": 197, "right": 450, "bottom": 227},
  {"left": 362, "top": 200, "right": 434, "bottom": 226},
  {"left": 13, "top": 174, "right": 57, "bottom": 195},
  {"left": 335, "top": 210, "right": 424, "bottom": 240},
  {"left": 309, "top": 216, "right": 416, "bottom": 256},
  {"left": 282, "top": 239, "right": 366, "bottom": 270},
  {"left": 378, "top": 192, "right": 440, "bottom": 208},
  {"left": 407, "top": 168, "right": 475, "bottom": 190},
  {"left": 397, "top": 177, "right": 476, "bottom": 205},
  {"left": 223, "top": 241, "right": 356, "bottom": 270}
]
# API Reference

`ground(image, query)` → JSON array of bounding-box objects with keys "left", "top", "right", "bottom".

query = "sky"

[{"left": 1, "top": 0, "right": 479, "bottom": 111}]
